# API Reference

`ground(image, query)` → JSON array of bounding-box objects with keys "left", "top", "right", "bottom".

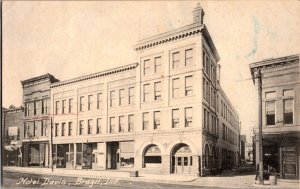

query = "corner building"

[{"left": 50, "top": 4, "right": 240, "bottom": 176}]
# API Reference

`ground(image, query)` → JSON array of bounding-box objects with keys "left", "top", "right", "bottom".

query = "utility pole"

[
  {"left": 50, "top": 117, "right": 53, "bottom": 172},
  {"left": 257, "top": 68, "right": 264, "bottom": 185}
]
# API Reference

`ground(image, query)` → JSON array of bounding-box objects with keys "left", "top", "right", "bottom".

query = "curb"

[{"left": 4, "top": 168, "right": 197, "bottom": 184}]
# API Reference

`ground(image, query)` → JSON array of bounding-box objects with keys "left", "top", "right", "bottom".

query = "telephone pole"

[
  {"left": 50, "top": 117, "right": 53, "bottom": 172},
  {"left": 257, "top": 68, "right": 264, "bottom": 185}
]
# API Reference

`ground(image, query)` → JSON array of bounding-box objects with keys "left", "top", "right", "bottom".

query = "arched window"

[
  {"left": 204, "top": 144, "right": 209, "bottom": 169},
  {"left": 143, "top": 145, "right": 161, "bottom": 168}
]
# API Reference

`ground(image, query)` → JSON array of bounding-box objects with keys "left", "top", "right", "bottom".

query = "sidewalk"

[{"left": 3, "top": 166, "right": 197, "bottom": 183}]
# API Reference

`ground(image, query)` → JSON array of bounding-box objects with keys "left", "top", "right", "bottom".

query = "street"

[{"left": 2, "top": 170, "right": 209, "bottom": 189}]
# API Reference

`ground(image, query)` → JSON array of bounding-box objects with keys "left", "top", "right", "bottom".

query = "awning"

[{"left": 4, "top": 145, "right": 18, "bottom": 152}]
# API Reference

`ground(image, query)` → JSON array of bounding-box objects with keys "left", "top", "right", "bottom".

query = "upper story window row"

[
  {"left": 143, "top": 56, "right": 162, "bottom": 75},
  {"left": 24, "top": 120, "right": 48, "bottom": 139},
  {"left": 203, "top": 50, "right": 217, "bottom": 85},
  {"left": 171, "top": 75, "right": 193, "bottom": 99},
  {"left": 265, "top": 89, "right": 295, "bottom": 126},
  {"left": 222, "top": 123, "right": 238, "bottom": 146},
  {"left": 203, "top": 107, "right": 218, "bottom": 135},
  {"left": 25, "top": 98, "right": 49, "bottom": 117},
  {"left": 171, "top": 48, "right": 193, "bottom": 69},
  {"left": 110, "top": 87, "right": 135, "bottom": 108},
  {"left": 56, "top": 97, "right": 76, "bottom": 115}
]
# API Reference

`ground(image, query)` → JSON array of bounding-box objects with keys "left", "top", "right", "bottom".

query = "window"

[
  {"left": 62, "top": 100, "right": 66, "bottom": 114},
  {"left": 34, "top": 101, "right": 37, "bottom": 115},
  {"left": 110, "top": 91, "right": 116, "bottom": 107},
  {"left": 119, "top": 89, "right": 125, "bottom": 106},
  {"left": 172, "top": 52, "right": 180, "bottom": 69},
  {"left": 42, "top": 99, "right": 48, "bottom": 114},
  {"left": 79, "top": 121, "right": 84, "bottom": 135},
  {"left": 128, "top": 114, "right": 134, "bottom": 132},
  {"left": 33, "top": 121, "right": 37, "bottom": 137},
  {"left": 110, "top": 117, "right": 116, "bottom": 133},
  {"left": 154, "top": 56, "right": 161, "bottom": 73},
  {"left": 185, "top": 75, "right": 193, "bottom": 96},
  {"left": 283, "top": 99, "right": 293, "bottom": 124},
  {"left": 172, "top": 109, "right": 179, "bottom": 128},
  {"left": 68, "top": 122, "right": 72, "bottom": 136},
  {"left": 265, "top": 91, "right": 276, "bottom": 99},
  {"left": 266, "top": 101, "right": 275, "bottom": 125},
  {"left": 154, "top": 111, "right": 160, "bottom": 129},
  {"left": 203, "top": 51, "right": 206, "bottom": 72},
  {"left": 144, "top": 59, "right": 151, "bottom": 75},
  {"left": 88, "top": 119, "right": 92, "bottom": 135},
  {"left": 42, "top": 120, "right": 47, "bottom": 136},
  {"left": 203, "top": 108, "right": 206, "bottom": 129},
  {"left": 185, "top": 107, "right": 193, "bottom": 127},
  {"left": 88, "top": 95, "right": 93, "bottom": 110},
  {"left": 154, "top": 82, "right": 162, "bottom": 100},
  {"left": 25, "top": 103, "right": 30, "bottom": 117},
  {"left": 143, "top": 112, "right": 149, "bottom": 130},
  {"left": 97, "top": 93, "right": 102, "bottom": 109},
  {"left": 143, "top": 84, "right": 150, "bottom": 102},
  {"left": 61, "top": 122, "right": 65, "bottom": 136},
  {"left": 96, "top": 118, "right": 101, "bottom": 134},
  {"left": 69, "top": 99, "right": 73, "bottom": 113},
  {"left": 206, "top": 56, "right": 210, "bottom": 78},
  {"left": 79, "top": 96, "right": 84, "bottom": 112},
  {"left": 185, "top": 49, "right": 193, "bottom": 66},
  {"left": 206, "top": 81, "right": 210, "bottom": 103},
  {"left": 222, "top": 124, "right": 226, "bottom": 140},
  {"left": 55, "top": 123, "right": 59, "bottom": 137},
  {"left": 119, "top": 116, "right": 125, "bottom": 132},
  {"left": 172, "top": 78, "right": 180, "bottom": 98},
  {"left": 129, "top": 87, "right": 135, "bottom": 105}
]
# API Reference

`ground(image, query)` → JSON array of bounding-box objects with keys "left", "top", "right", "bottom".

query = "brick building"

[
  {"left": 2, "top": 106, "right": 24, "bottom": 166},
  {"left": 48, "top": 3, "right": 240, "bottom": 176},
  {"left": 250, "top": 54, "right": 300, "bottom": 179}
]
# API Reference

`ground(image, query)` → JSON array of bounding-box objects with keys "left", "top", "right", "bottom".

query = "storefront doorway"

[
  {"left": 282, "top": 147, "right": 297, "bottom": 179},
  {"left": 171, "top": 143, "right": 192, "bottom": 174},
  {"left": 107, "top": 142, "right": 119, "bottom": 169}
]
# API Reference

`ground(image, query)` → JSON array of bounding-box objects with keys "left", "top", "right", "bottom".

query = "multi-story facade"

[
  {"left": 250, "top": 54, "right": 300, "bottom": 179},
  {"left": 2, "top": 106, "right": 24, "bottom": 166},
  {"left": 21, "top": 74, "right": 59, "bottom": 167},
  {"left": 49, "top": 3, "right": 240, "bottom": 176}
]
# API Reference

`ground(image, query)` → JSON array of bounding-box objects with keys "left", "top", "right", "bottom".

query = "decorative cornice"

[
  {"left": 50, "top": 63, "right": 139, "bottom": 88},
  {"left": 249, "top": 54, "right": 299, "bottom": 81},
  {"left": 134, "top": 23, "right": 220, "bottom": 62},
  {"left": 21, "top": 73, "right": 59, "bottom": 87}
]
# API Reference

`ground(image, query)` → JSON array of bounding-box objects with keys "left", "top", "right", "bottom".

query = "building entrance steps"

[{"left": 3, "top": 166, "right": 197, "bottom": 183}]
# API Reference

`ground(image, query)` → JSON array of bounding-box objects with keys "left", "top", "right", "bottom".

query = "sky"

[{"left": 3, "top": 1, "right": 300, "bottom": 141}]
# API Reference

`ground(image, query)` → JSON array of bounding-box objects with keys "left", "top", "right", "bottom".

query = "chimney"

[
  {"left": 217, "top": 64, "right": 221, "bottom": 84},
  {"left": 193, "top": 3, "right": 205, "bottom": 24}
]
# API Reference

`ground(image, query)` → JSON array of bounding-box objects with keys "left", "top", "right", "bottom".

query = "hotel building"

[{"left": 49, "top": 3, "right": 240, "bottom": 176}]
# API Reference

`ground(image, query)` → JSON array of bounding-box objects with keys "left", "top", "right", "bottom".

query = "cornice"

[
  {"left": 51, "top": 63, "right": 138, "bottom": 88},
  {"left": 249, "top": 54, "right": 299, "bottom": 81},
  {"left": 134, "top": 23, "right": 220, "bottom": 62}
]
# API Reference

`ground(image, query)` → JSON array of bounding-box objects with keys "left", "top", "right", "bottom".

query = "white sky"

[{"left": 3, "top": 1, "right": 300, "bottom": 141}]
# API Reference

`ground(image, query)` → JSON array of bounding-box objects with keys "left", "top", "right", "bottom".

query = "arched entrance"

[
  {"left": 171, "top": 143, "right": 192, "bottom": 174},
  {"left": 204, "top": 144, "right": 210, "bottom": 169},
  {"left": 143, "top": 144, "right": 162, "bottom": 168}
]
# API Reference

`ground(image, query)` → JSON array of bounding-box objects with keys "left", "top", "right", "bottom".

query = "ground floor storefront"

[
  {"left": 51, "top": 140, "right": 202, "bottom": 176},
  {"left": 255, "top": 134, "right": 300, "bottom": 179},
  {"left": 23, "top": 142, "right": 50, "bottom": 167}
]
